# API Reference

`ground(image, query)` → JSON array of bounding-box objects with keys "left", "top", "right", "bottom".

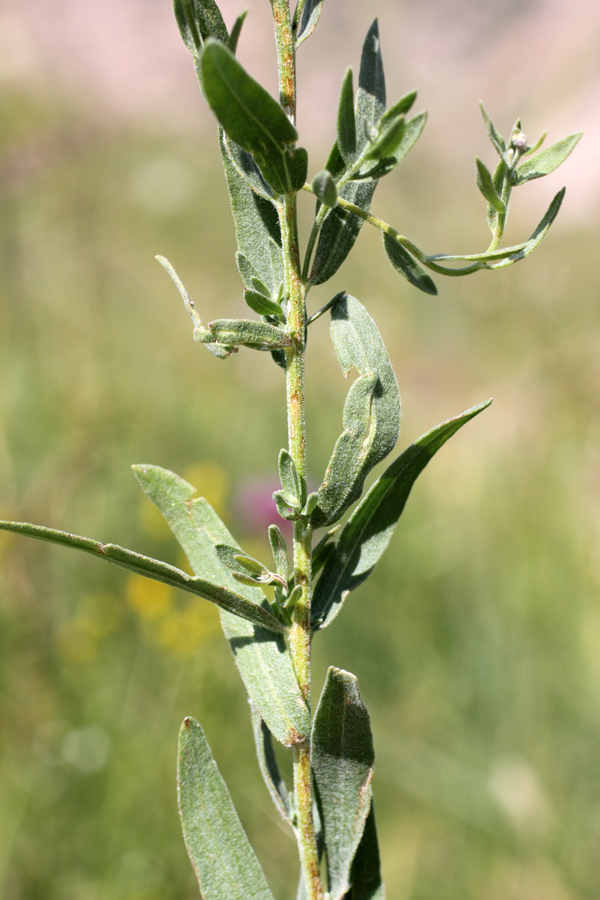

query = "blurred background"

[{"left": 0, "top": 0, "right": 599, "bottom": 898}]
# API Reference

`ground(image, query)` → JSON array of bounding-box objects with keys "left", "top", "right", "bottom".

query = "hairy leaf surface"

[
  {"left": 0, "top": 520, "right": 284, "bottom": 634},
  {"left": 312, "top": 400, "right": 491, "bottom": 629},
  {"left": 178, "top": 717, "right": 276, "bottom": 900},
  {"left": 310, "top": 294, "right": 400, "bottom": 528},
  {"left": 133, "top": 465, "right": 310, "bottom": 745},
  {"left": 312, "top": 668, "right": 375, "bottom": 900}
]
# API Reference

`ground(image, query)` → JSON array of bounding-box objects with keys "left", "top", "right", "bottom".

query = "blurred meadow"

[{"left": 1, "top": 0, "right": 599, "bottom": 898}]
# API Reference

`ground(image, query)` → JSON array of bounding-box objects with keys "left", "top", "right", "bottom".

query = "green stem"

[{"left": 272, "top": 3, "right": 322, "bottom": 899}]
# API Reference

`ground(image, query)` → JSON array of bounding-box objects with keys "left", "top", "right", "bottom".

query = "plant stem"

[{"left": 272, "top": 2, "right": 322, "bottom": 898}]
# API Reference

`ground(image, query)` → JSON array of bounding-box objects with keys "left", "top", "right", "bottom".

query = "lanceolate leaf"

[
  {"left": 250, "top": 706, "right": 293, "bottom": 826},
  {"left": 489, "top": 188, "right": 565, "bottom": 269},
  {"left": 342, "top": 800, "right": 385, "bottom": 900},
  {"left": 383, "top": 233, "right": 437, "bottom": 295},
  {"left": 475, "top": 157, "right": 505, "bottom": 213},
  {"left": 221, "top": 132, "right": 284, "bottom": 293},
  {"left": 479, "top": 102, "right": 507, "bottom": 160},
  {"left": 310, "top": 294, "right": 400, "bottom": 528},
  {"left": 309, "top": 181, "right": 377, "bottom": 285},
  {"left": 0, "top": 520, "right": 285, "bottom": 634},
  {"left": 337, "top": 68, "right": 357, "bottom": 165},
  {"left": 173, "top": 0, "right": 229, "bottom": 55},
  {"left": 312, "top": 400, "right": 492, "bottom": 629},
  {"left": 312, "top": 668, "right": 375, "bottom": 900},
  {"left": 178, "top": 717, "right": 276, "bottom": 900},
  {"left": 356, "top": 20, "right": 386, "bottom": 150},
  {"left": 513, "top": 133, "right": 581, "bottom": 184},
  {"left": 200, "top": 39, "right": 307, "bottom": 194},
  {"left": 294, "top": 0, "right": 324, "bottom": 47},
  {"left": 133, "top": 465, "right": 310, "bottom": 746}
]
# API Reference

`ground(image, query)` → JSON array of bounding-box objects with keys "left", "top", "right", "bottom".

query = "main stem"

[{"left": 271, "top": 3, "right": 322, "bottom": 899}]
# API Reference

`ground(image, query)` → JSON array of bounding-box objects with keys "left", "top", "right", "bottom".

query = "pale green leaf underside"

[
  {"left": 312, "top": 400, "right": 492, "bottom": 629},
  {"left": 178, "top": 717, "right": 276, "bottom": 900},
  {"left": 312, "top": 667, "right": 375, "bottom": 900},
  {"left": 0, "top": 519, "right": 284, "bottom": 634},
  {"left": 311, "top": 294, "right": 400, "bottom": 528},
  {"left": 342, "top": 800, "right": 385, "bottom": 900},
  {"left": 250, "top": 706, "right": 294, "bottom": 826},
  {"left": 133, "top": 464, "right": 310, "bottom": 746}
]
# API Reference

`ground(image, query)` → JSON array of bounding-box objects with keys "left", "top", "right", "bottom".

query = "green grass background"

[{"left": 1, "top": 4, "right": 599, "bottom": 898}]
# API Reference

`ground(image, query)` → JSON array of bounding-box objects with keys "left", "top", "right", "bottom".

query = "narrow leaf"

[
  {"left": 312, "top": 668, "right": 375, "bottom": 900},
  {"left": 380, "top": 89, "right": 417, "bottom": 124},
  {"left": 278, "top": 449, "right": 305, "bottom": 508},
  {"left": 337, "top": 68, "right": 357, "bottom": 165},
  {"left": 244, "top": 290, "right": 283, "bottom": 318},
  {"left": 354, "top": 111, "right": 427, "bottom": 182},
  {"left": 479, "top": 101, "right": 507, "bottom": 159},
  {"left": 227, "top": 8, "right": 247, "bottom": 54},
  {"left": 363, "top": 116, "right": 405, "bottom": 162},
  {"left": 133, "top": 465, "right": 310, "bottom": 745},
  {"left": 221, "top": 132, "right": 284, "bottom": 293},
  {"left": 0, "top": 520, "right": 285, "bottom": 633},
  {"left": 250, "top": 706, "right": 293, "bottom": 826},
  {"left": 309, "top": 181, "right": 377, "bottom": 285},
  {"left": 490, "top": 188, "right": 565, "bottom": 269},
  {"left": 342, "top": 800, "right": 385, "bottom": 900},
  {"left": 215, "top": 544, "right": 283, "bottom": 588},
  {"left": 195, "top": 318, "right": 292, "bottom": 353},
  {"left": 356, "top": 20, "right": 386, "bottom": 149},
  {"left": 383, "top": 233, "right": 437, "bottom": 295},
  {"left": 173, "top": 0, "right": 229, "bottom": 55},
  {"left": 312, "top": 400, "right": 491, "bottom": 629},
  {"left": 311, "top": 294, "right": 400, "bottom": 528},
  {"left": 200, "top": 39, "right": 305, "bottom": 194},
  {"left": 178, "top": 717, "right": 276, "bottom": 900},
  {"left": 294, "top": 0, "right": 324, "bottom": 47},
  {"left": 513, "top": 132, "right": 581, "bottom": 184},
  {"left": 268, "top": 525, "right": 289, "bottom": 578},
  {"left": 475, "top": 157, "right": 505, "bottom": 213}
]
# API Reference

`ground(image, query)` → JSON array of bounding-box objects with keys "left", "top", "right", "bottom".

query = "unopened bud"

[{"left": 511, "top": 131, "right": 528, "bottom": 152}]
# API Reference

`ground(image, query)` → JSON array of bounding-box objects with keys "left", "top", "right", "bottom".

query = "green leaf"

[
  {"left": 200, "top": 39, "right": 307, "bottom": 194},
  {"left": 312, "top": 400, "right": 491, "bottom": 629},
  {"left": 479, "top": 101, "right": 507, "bottom": 160},
  {"left": 475, "top": 157, "right": 505, "bottom": 213},
  {"left": 337, "top": 68, "right": 357, "bottom": 165},
  {"left": 250, "top": 706, "right": 293, "bottom": 826},
  {"left": 356, "top": 110, "right": 427, "bottom": 181},
  {"left": 380, "top": 89, "right": 417, "bottom": 124},
  {"left": 227, "top": 8, "right": 247, "bottom": 54},
  {"left": 215, "top": 544, "right": 284, "bottom": 588},
  {"left": 312, "top": 668, "right": 375, "bottom": 900},
  {"left": 512, "top": 132, "right": 581, "bottom": 184},
  {"left": 278, "top": 449, "right": 306, "bottom": 508},
  {"left": 489, "top": 188, "right": 565, "bottom": 269},
  {"left": 221, "top": 133, "right": 284, "bottom": 293},
  {"left": 194, "top": 318, "right": 292, "bottom": 354},
  {"left": 309, "top": 181, "right": 377, "bottom": 285},
  {"left": 311, "top": 170, "right": 338, "bottom": 208},
  {"left": 173, "top": 0, "right": 229, "bottom": 55},
  {"left": 363, "top": 116, "right": 405, "bottom": 161},
  {"left": 356, "top": 20, "right": 386, "bottom": 150},
  {"left": 0, "top": 519, "right": 285, "bottom": 634},
  {"left": 294, "top": 0, "right": 324, "bottom": 47},
  {"left": 244, "top": 290, "right": 284, "bottom": 318},
  {"left": 178, "top": 717, "right": 276, "bottom": 900},
  {"left": 310, "top": 294, "right": 400, "bottom": 528},
  {"left": 383, "top": 233, "right": 437, "bottom": 295},
  {"left": 268, "top": 525, "right": 289, "bottom": 579},
  {"left": 133, "top": 464, "right": 310, "bottom": 746},
  {"left": 342, "top": 800, "right": 385, "bottom": 900}
]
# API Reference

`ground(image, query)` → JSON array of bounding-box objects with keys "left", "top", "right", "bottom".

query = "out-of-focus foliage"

[{"left": 1, "top": 29, "right": 599, "bottom": 900}]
